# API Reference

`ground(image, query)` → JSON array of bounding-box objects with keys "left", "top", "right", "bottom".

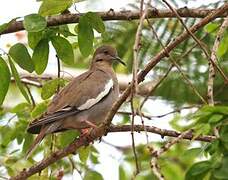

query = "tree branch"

[
  {"left": 1, "top": 8, "right": 227, "bottom": 35},
  {"left": 10, "top": 125, "right": 215, "bottom": 180},
  {"left": 208, "top": 16, "right": 228, "bottom": 105},
  {"left": 108, "top": 125, "right": 215, "bottom": 142}
]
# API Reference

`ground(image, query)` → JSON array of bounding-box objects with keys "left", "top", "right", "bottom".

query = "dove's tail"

[
  {"left": 25, "top": 126, "right": 47, "bottom": 159},
  {"left": 26, "top": 122, "right": 61, "bottom": 159}
]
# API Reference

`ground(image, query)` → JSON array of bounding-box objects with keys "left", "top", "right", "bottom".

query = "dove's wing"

[{"left": 27, "top": 69, "right": 113, "bottom": 134}]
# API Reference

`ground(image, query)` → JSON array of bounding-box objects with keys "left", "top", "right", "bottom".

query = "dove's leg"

[
  {"left": 82, "top": 120, "right": 98, "bottom": 128},
  {"left": 79, "top": 120, "right": 98, "bottom": 142}
]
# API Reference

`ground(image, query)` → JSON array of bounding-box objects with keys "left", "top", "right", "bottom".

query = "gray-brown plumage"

[{"left": 26, "top": 45, "right": 125, "bottom": 157}]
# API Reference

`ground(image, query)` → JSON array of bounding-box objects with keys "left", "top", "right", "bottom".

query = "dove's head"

[{"left": 90, "top": 45, "right": 126, "bottom": 69}]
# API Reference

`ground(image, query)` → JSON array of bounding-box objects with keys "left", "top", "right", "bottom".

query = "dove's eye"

[{"left": 96, "top": 59, "right": 103, "bottom": 62}]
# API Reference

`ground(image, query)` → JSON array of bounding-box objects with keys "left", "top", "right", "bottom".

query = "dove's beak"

[{"left": 111, "top": 55, "right": 126, "bottom": 66}]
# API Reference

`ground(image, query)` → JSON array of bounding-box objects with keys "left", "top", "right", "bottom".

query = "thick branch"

[
  {"left": 11, "top": 125, "right": 215, "bottom": 180},
  {"left": 1, "top": 8, "right": 227, "bottom": 35}
]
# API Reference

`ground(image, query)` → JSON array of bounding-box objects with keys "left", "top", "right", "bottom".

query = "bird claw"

[{"left": 79, "top": 128, "right": 95, "bottom": 144}]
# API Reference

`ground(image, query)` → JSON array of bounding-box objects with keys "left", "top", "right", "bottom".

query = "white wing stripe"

[{"left": 78, "top": 79, "right": 113, "bottom": 110}]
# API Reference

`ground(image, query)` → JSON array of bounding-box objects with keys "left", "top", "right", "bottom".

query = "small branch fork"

[
  {"left": 11, "top": 3, "right": 228, "bottom": 180},
  {"left": 149, "top": 130, "right": 193, "bottom": 179}
]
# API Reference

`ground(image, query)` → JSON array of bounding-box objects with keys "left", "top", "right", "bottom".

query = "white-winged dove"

[{"left": 26, "top": 45, "right": 125, "bottom": 157}]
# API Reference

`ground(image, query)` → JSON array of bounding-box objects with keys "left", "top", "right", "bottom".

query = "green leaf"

[
  {"left": 4, "top": 156, "right": 18, "bottom": 165},
  {"left": 78, "top": 15, "right": 94, "bottom": 57},
  {"left": 22, "top": 133, "right": 34, "bottom": 153},
  {"left": 8, "top": 57, "right": 31, "bottom": 103},
  {"left": 10, "top": 102, "right": 31, "bottom": 113},
  {"left": 208, "top": 114, "right": 224, "bottom": 123},
  {"left": 28, "top": 31, "right": 43, "bottom": 49},
  {"left": 85, "top": 12, "right": 105, "bottom": 33},
  {"left": 90, "top": 152, "right": 99, "bottom": 164},
  {"left": 0, "top": 125, "right": 13, "bottom": 147},
  {"left": 193, "top": 123, "right": 211, "bottom": 139},
  {"left": 182, "top": 148, "right": 202, "bottom": 158},
  {"left": 213, "top": 156, "right": 228, "bottom": 179},
  {"left": 220, "top": 126, "right": 228, "bottom": 143},
  {"left": 41, "top": 78, "right": 65, "bottom": 100},
  {"left": 31, "top": 101, "right": 48, "bottom": 118},
  {"left": 84, "top": 170, "right": 103, "bottom": 180},
  {"left": 59, "top": 130, "right": 79, "bottom": 148},
  {"left": 198, "top": 105, "right": 228, "bottom": 115},
  {"left": 5, "top": 166, "right": 15, "bottom": 177},
  {"left": 0, "top": 57, "right": 11, "bottom": 105},
  {"left": 51, "top": 36, "right": 74, "bottom": 65},
  {"left": 119, "top": 165, "right": 127, "bottom": 180},
  {"left": 23, "top": 14, "right": 47, "bottom": 32},
  {"left": 204, "top": 22, "right": 219, "bottom": 33},
  {"left": 185, "top": 161, "right": 211, "bottom": 180},
  {"left": 32, "top": 39, "right": 49, "bottom": 74},
  {"left": 58, "top": 25, "right": 76, "bottom": 37},
  {"left": 205, "top": 139, "right": 220, "bottom": 155},
  {"left": 90, "top": 146, "right": 99, "bottom": 164},
  {"left": 39, "top": 0, "right": 73, "bottom": 16},
  {"left": 78, "top": 146, "right": 90, "bottom": 163},
  {"left": 217, "top": 34, "right": 228, "bottom": 58},
  {"left": 9, "top": 43, "right": 34, "bottom": 72}
]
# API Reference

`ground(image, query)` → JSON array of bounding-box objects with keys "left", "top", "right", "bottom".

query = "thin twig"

[
  {"left": 150, "top": 129, "right": 193, "bottom": 179},
  {"left": 140, "top": 0, "right": 144, "bottom": 16},
  {"left": 130, "top": 0, "right": 152, "bottom": 174},
  {"left": 140, "top": 64, "right": 173, "bottom": 109},
  {"left": 208, "top": 16, "right": 228, "bottom": 105},
  {"left": 146, "top": 18, "right": 207, "bottom": 104},
  {"left": 68, "top": 157, "right": 82, "bottom": 178},
  {"left": 6, "top": 114, "right": 17, "bottom": 125},
  {"left": 118, "top": 105, "right": 200, "bottom": 120},
  {"left": 208, "top": 15, "right": 228, "bottom": 137},
  {"left": 109, "top": 125, "right": 215, "bottom": 142},
  {"left": 101, "top": 140, "right": 131, "bottom": 151},
  {"left": 24, "top": 84, "right": 36, "bottom": 107},
  {"left": 138, "top": 109, "right": 149, "bottom": 144},
  {"left": 130, "top": 98, "right": 140, "bottom": 175},
  {"left": 162, "top": 0, "right": 228, "bottom": 84},
  {"left": 56, "top": 54, "right": 61, "bottom": 93}
]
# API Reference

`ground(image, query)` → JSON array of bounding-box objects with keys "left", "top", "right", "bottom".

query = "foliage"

[{"left": 0, "top": 0, "right": 227, "bottom": 179}]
